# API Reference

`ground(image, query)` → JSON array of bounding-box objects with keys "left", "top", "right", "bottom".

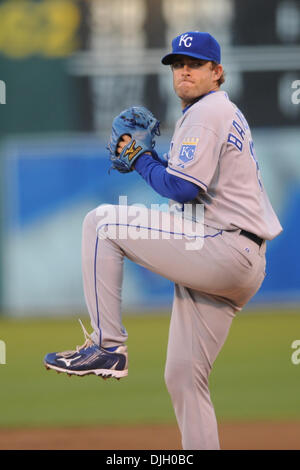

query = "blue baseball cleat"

[{"left": 44, "top": 319, "right": 128, "bottom": 380}]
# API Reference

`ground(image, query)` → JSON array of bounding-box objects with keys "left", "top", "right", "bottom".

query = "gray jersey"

[{"left": 166, "top": 91, "right": 282, "bottom": 240}]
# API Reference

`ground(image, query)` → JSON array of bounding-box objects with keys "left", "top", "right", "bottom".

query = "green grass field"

[{"left": 0, "top": 309, "right": 299, "bottom": 428}]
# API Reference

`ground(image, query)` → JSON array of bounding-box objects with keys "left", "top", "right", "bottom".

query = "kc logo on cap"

[
  {"left": 178, "top": 34, "right": 193, "bottom": 48},
  {"left": 161, "top": 31, "right": 221, "bottom": 65}
]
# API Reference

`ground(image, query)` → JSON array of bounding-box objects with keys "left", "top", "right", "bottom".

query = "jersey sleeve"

[{"left": 166, "top": 124, "right": 222, "bottom": 192}]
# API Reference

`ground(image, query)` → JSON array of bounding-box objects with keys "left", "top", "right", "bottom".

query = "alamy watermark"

[
  {"left": 291, "top": 340, "right": 300, "bottom": 365},
  {"left": 0, "top": 340, "right": 6, "bottom": 364},
  {"left": 95, "top": 196, "right": 205, "bottom": 251},
  {"left": 291, "top": 80, "right": 300, "bottom": 105},
  {"left": 0, "top": 80, "right": 6, "bottom": 104}
]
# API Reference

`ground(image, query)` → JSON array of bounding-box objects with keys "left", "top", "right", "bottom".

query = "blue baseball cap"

[{"left": 161, "top": 31, "right": 221, "bottom": 65}]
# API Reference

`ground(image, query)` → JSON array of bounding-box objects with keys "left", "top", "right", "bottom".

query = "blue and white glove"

[{"left": 107, "top": 106, "right": 160, "bottom": 173}]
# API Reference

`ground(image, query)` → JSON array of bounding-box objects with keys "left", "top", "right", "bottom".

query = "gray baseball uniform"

[
  {"left": 81, "top": 90, "right": 282, "bottom": 450},
  {"left": 167, "top": 90, "right": 281, "bottom": 240}
]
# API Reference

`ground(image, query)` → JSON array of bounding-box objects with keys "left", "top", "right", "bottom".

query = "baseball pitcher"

[{"left": 44, "top": 32, "right": 282, "bottom": 450}]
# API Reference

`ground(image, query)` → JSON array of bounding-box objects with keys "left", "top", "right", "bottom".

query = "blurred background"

[{"left": 0, "top": 0, "right": 299, "bottom": 450}]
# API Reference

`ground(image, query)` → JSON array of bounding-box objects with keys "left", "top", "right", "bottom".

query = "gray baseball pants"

[{"left": 81, "top": 204, "right": 266, "bottom": 450}]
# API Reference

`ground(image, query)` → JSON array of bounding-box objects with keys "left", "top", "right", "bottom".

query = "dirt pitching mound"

[{"left": 0, "top": 421, "right": 299, "bottom": 450}]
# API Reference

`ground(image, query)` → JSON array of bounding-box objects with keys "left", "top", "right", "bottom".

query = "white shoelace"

[
  {"left": 76, "top": 319, "right": 94, "bottom": 352},
  {"left": 57, "top": 319, "right": 95, "bottom": 358}
]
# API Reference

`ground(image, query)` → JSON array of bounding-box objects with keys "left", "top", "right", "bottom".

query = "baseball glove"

[{"left": 107, "top": 106, "right": 160, "bottom": 173}]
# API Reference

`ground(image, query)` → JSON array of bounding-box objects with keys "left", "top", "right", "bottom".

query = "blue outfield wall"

[
  {"left": 1, "top": 132, "right": 298, "bottom": 315},
  {"left": 254, "top": 183, "right": 300, "bottom": 304}
]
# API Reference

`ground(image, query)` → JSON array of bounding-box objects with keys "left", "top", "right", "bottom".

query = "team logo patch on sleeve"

[{"left": 178, "top": 138, "right": 199, "bottom": 168}]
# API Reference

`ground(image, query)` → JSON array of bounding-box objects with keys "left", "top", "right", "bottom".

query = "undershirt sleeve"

[{"left": 134, "top": 153, "right": 199, "bottom": 203}]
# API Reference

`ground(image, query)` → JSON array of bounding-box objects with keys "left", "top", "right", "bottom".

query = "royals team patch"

[{"left": 177, "top": 138, "right": 199, "bottom": 168}]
